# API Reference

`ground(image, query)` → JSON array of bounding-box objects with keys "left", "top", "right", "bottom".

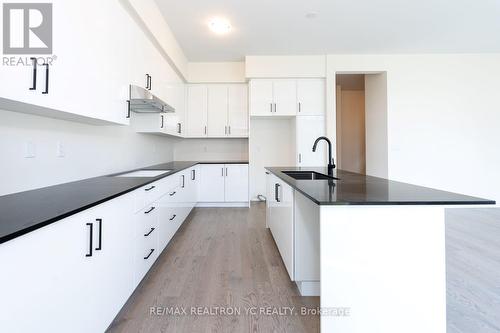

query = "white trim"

[
  {"left": 296, "top": 281, "right": 320, "bottom": 296},
  {"left": 196, "top": 202, "right": 250, "bottom": 208}
]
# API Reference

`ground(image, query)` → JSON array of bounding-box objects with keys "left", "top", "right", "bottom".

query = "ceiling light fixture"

[{"left": 209, "top": 17, "right": 231, "bottom": 34}]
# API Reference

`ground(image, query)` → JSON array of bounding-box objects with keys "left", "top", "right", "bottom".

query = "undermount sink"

[
  {"left": 113, "top": 170, "right": 172, "bottom": 178},
  {"left": 282, "top": 171, "right": 339, "bottom": 180}
]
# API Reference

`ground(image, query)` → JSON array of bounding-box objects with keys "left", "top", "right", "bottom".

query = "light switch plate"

[
  {"left": 57, "top": 142, "right": 65, "bottom": 157},
  {"left": 24, "top": 141, "right": 36, "bottom": 158}
]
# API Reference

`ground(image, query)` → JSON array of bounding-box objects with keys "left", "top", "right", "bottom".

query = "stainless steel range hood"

[{"left": 129, "top": 85, "right": 175, "bottom": 113}]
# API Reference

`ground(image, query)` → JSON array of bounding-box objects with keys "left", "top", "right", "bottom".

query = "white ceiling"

[{"left": 155, "top": 0, "right": 500, "bottom": 62}]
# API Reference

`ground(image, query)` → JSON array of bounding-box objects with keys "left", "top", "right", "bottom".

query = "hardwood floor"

[
  {"left": 446, "top": 208, "right": 500, "bottom": 333},
  {"left": 108, "top": 203, "right": 319, "bottom": 333},
  {"left": 108, "top": 204, "right": 500, "bottom": 333}
]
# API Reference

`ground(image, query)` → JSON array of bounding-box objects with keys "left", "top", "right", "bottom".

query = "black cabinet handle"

[
  {"left": 228, "top": 126, "right": 231, "bottom": 135},
  {"left": 181, "top": 175, "right": 185, "bottom": 188},
  {"left": 42, "top": 63, "right": 49, "bottom": 94},
  {"left": 275, "top": 183, "right": 281, "bottom": 202},
  {"left": 29, "top": 57, "right": 37, "bottom": 90},
  {"left": 148, "top": 75, "right": 152, "bottom": 90},
  {"left": 145, "top": 185, "right": 155, "bottom": 191},
  {"left": 169, "top": 191, "right": 176, "bottom": 196},
  {"left": 191, "top": 169, "right": 195, "bottom": 180},
  {"left": 144, "top": 206, "right": 155, "bottom": 214},
  {"left": 145, "top": 74, "right": 150, "bottom": 90},
  {"left": 85, "top": 223, "right": 93, "bottom": 257},
  {"left": 225, "top": 167, "right": 228, "bottom": 176},
  {"left": 270, "top": 103, "right": 273, "bottom": 113},
  {"left": 160, "top": 115, "right": 164, "bottom": 129},
  {"left": 95, "top": 218, "right": 102, "bottom": 251},
  {"left": 177, "top": 123, "right": 181, "bottom": 134},
  {"left": 126, "top": 100, "right": 131, "bottom": 118},
  {"left": 169, "top": 214, "right": 176, "bottom": 221},
  {"left": 298, "top": 102, "right": 301, "bottom": 113},
  {"left": 222, "top": 168, "right": 224, "bottom": 177},
  {"left": 144, "top": 249, "right": 154, "bottom": 260},
  {"left": 144, "top": 227, "right": 155, "bottom": 237}
]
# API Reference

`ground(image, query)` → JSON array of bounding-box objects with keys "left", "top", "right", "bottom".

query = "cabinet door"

[
  {"left": 297, "top": 79, "right": 325, "bottom": 115},
  {"left": 273, "top": 80, "right": 297, "bottom": 116},
  {"left": 249, "top": 80, "right": 273, "bottom": 116},
  {"left": 198, "top": 164, "right": 225, "bottom": 202},
  {"left": 296, "top": 116, "right": 326, "bottom": 167},
  {"left": 228, "top": 84, "right": 249, "bottom": 137},
  {"left": 187, "top": 85, "right": 208, "bottom": 137},
  {"left": 224, "top": 164, "right": 249, "bottom": 202},
  {"left": 270, "top": 181, "right": 295, "bottom": 280},
  {"left": 207, "top": 85, "right": 228, "bottom": 137}
]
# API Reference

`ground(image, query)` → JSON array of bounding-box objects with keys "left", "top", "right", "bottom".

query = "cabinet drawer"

[
  {"left": 134, "top": 175, "right": 178, "bottom": 212},
  {"left": 136, "top": 204, "right": 159, "bottom": 239},
  {"left": 134, "top": 235, "right": 157, "bottom": 284}
]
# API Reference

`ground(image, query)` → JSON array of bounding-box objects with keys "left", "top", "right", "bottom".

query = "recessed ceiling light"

[
  {"left": 209, "top": 17, "right": 231, "bottom": 34},
  {"left": 305, "top": 12, "right": 318, "bottom": 19}
]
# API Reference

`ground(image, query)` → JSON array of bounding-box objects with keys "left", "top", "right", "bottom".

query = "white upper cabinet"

[
  {"left": 249, "top": 80, "right": 274, "bottom": 116},
  {"left": 249, "top": 79, "right": 297, "bottom": 116},
  {"left": 228, "top": 84, "right": 249, "bottom": 137},
  {"left": 207, "top": 85, "right": 229, "bottom": 137},
  {"left": 272, "top": 80, "right": 297, "bottom": 116},
  {"left": 0, "top": 0, "right": 135, "bottom": 125},
  {"left": 187, "top": 85, "right": 208, "bottom": 137},
  {"left": 187, "top": 84, "right": 248, "bottom": 138},
  {"left": 250, "top": 79, "right": 326, "bottom": 117},
  {"left": 297, "top": 79, "right": 325, "bottom": 115}
]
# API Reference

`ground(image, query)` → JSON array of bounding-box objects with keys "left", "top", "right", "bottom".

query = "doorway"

[{"left": 335, "top": 73, "right": 388, "bottom": 177}]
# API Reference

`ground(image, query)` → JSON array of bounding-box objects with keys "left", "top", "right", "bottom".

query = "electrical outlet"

[
  {"left": 57, "top": 142, "right": 65, "bottom": 157},
  {"left": 25, "top": 141, "right": 36, "bottom": 158}
]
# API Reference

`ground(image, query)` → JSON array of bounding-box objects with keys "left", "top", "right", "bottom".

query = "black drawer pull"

[
  {"left": 191, "top": 169, "right": 195, "bottom": 180},
  {"left": 95, "top": 218, "right": 102, "bottom": 251},
  {"left": 29, "top": 57, "right": 37, "bottom": 90},
  {"left": 42, "top": 63, "right": 49, "bottom": 94},
  {"left": 144, "top": 249, "right": 154, "bottom": 260},
  {"left": 85, "top": 223, "right": 93, "bottom": 257},
  {"left": 144, "top": 227, "right": 155, "bottom": 237},
  {"left": 169, "top": 214, "right": 176, "bottom": 221},
  {"left": 169, "top": 191, "right": 176, "bottom": 196},
  {"left": 145, "top": 185, "right": 155, "bottom": 191},
  {"left": 144, "top": 207, "right": 155, "bottom": 214}
]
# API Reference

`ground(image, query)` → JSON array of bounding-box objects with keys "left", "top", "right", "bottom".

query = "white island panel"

[{"left": 320, "top": 205, "right": 446, "bottom": 333}]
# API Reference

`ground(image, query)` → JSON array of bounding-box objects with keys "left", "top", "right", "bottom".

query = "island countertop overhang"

[{"left": 265, "top": 167, "right": 496, "bottom": 206}]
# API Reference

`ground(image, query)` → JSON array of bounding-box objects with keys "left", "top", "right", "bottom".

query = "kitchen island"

[{"left": 265, "top": 167, "right": 495, "bottom": 333}]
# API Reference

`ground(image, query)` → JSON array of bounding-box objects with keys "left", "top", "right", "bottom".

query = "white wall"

[
  {"left": 245, "top": 55, "right": 326, "bottom": 78},
  {"left": 0, "top": 110, "right": 175, "bottom": 196},
  {"left": 173, "top": 139, "right": 248, "bottom": 161},
  {"left": 123, "top": 0, "right": 189, "bottom": 80},
  {"left": 365, "top": 73, "right": 388, "bottom": 178},
  {"left": 188, "top": 62, "right": 246, "bottom": 83},
  {"left": 249, "top": 118, "right": 295, "bottom": 200},
  {"left": 327, "top": 54, "right": 500, "bottom": 202}
]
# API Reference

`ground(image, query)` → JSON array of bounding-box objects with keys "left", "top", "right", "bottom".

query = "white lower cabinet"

[
  {"left": 198, "top": 164, "right": 249, "bottom": 205},
  {"left": 0, "top": 193, "right": 135, "bottom": 333},
  {"left": 265, "top": 173, "right": 320, "bottom": 296},
  {"left": 267, "top": 174, "right": 295, "bottom": 280},
  {"left": 0, "top": 163, "right": 241, "bottom": 331}
]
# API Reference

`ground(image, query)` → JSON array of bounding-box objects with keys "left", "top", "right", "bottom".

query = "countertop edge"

[
  {"left": 0, "top": 161, "right": 249, "bottom": 244},
  {"left": 265, "top": 167, "right": 496, "bottom": 206}
]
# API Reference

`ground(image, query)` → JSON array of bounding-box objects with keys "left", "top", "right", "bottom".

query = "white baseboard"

[
  {"left": 196, "top": 202, "right": 250, "bottom": 208},
  {"left": 296, "top": 281, "right": 320, "bottom": 296}
]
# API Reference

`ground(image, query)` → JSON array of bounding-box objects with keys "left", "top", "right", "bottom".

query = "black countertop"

[
  {"left": 266, "top": 167, "right": 496, "bottom": 206},
  {"left": 0, "top": 161, "right": 248, "bottom": 244}
]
